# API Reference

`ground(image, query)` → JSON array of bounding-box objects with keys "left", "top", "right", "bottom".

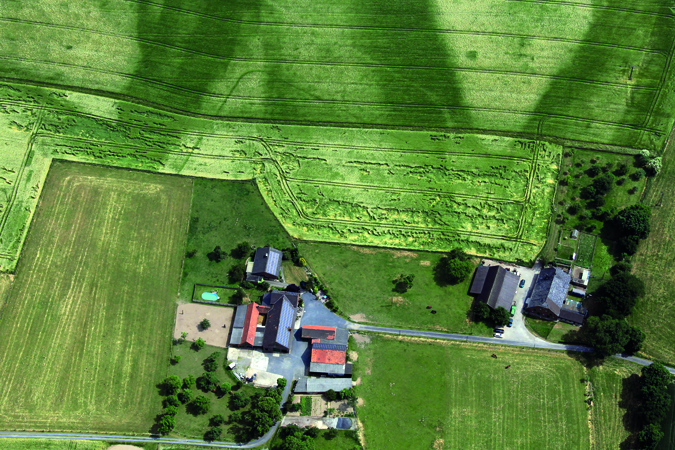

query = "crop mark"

[
  {"left": 505, "top": 0, "right": 675, "bottom": 21},
  {"left": 0, "top": 16, "right": 666, "bottom": 87},
  {"left": 638, "top": 30, "right": 675, "bottom": 140}
]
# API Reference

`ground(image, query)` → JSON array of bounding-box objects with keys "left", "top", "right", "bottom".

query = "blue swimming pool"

[{"left": 201, "top": 292, "right": 219, "bottom": 301}]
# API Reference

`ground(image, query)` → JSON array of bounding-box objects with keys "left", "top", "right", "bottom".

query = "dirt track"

[{"left": 174, "top": 303, "right": 234, "bottom": 348}]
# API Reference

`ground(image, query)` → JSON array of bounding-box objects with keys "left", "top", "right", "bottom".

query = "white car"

[{"left": 493, "top": 333, "right": 504, "bottom": 339}]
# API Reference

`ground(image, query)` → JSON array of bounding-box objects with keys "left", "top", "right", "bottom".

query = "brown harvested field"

[
  {"left": 173, "top": 303, "right": 234, "bottom": 348},
  {"left": 0, "top": 161, "right": 192, "bottom": 433}
]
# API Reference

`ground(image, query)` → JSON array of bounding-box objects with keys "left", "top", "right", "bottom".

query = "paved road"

[{"left": 0, "top": 432, "right": 258, "bottom": 448}]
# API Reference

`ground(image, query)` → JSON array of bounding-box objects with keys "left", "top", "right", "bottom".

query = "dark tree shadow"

[
  {"left": 564, "top": 350, "right": 604, "bottom": 369},
  {"left": 619, "top": 373, "right": 642, "bottom": 449}
]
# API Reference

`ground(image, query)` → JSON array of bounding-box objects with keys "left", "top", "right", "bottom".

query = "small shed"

[{"left": 571, "top": 229, "right": 579, "bottom": 239}]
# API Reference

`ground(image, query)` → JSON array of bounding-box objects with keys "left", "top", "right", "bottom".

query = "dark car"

[
  {"left": 494, "top": 328, "right": 505, "bottom": 334},
  {"left": 519, "top": 279, "right": 526, "bottom": 288},
  {"left": 507, "top": 318, "right": 514, "bottom": 327}
]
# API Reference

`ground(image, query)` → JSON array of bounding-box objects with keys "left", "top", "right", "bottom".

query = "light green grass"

[
  {"left": 631, "top": 144, "right": 675, "bottom": 365},
  {"left": 301, "top": 242, "right": 491, "bottom": 335},
  {"left": 0, "top": 440, "right": 110, "bottom": 450},
  {"left": 179, "top": 179, "right": 293, "bottom": 302},
  {"left": 355, "top": 336, "right": 590, "bottom": 449},
  {"left": 300, "top": 396, "right": 312, "bottom": 416},
  {"left": 525, "top": 317, "right": 556, "bottom": 339},
  {"left": 588, "top": 358, "right": 642, "bottom": 450},
  {"left": 557, "top": 240, "right": 576, "bottom": 261},
  {"left": 167, "top": 343, "right": 262, "bottom": 441},
  {"left": 0, "top": 82, "right": 559, "bottom": 270},
  {"left": 591, "top": 239, "right": 614, "bottom": 279},
  {"left": 2, "top": 0, "right": 674, "bottom": 150},
  {"left": 575, "top": 233, "right": 596, "bottom": 268},
  {"left": 0, "top": 161, "right": 192, "bottom": 433}
]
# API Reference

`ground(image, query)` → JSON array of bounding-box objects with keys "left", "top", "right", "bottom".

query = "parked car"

[
  {"left": 494, "top": 328, "right": 505, "bottom": 334},
  {"left": 519, "top": 279, "right": 526, "bottom": 288},
  {"left": 507, "top": 318, "right": 514, "bottom": 327},
  {"left": 493, "top": 333, "right": 504, "bottom": 339}
]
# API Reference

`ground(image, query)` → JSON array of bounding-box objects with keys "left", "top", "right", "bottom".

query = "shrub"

[
  {"left": 186, "top": 249, "right": 197, "bottom": 258},
  {"left": 192, "top": 338, "right": 206, "bottom": 351},
  {"left": 157, "top": 414, "right": 176, "bottom": 434},
  {"left": 392, "top": 273, "right": 414, "bottom": 293},
  {"left": 202, "top": 352, "right": 221, "bottom": 372},
  {"left": 191, "top": 395, "right": 210, "bottom": 415},
  {"left": 241, "top": 280, "right": 255, "bottom": 289},
  {"left": 163, "top": 395, "right": 180, "bottom": 408},
  {"left": 162, "top": 375, "right": 182, "bottom": 395},
  {"left": 178, "top": 388, "right": 193, "bottom": 404},
  {"left": 204, "top": 427, "right": 222, "bottom": 441},
  {"left": 646, "top": 157, "right": 662, "bottom": 175},
  {"left": 324, "top": 389, "right": 337, "bottom": 401},
  {"left": 632, "top": 168, "right": 646, "bottom": 181},
  {"left": 200, "top": 318, "right": 211, "bottom": 330},
  {"left": 587, "top": 165, "right": 601, "bottom": 177},
  {"left": 207, "top": 246, "right": 224, "bottom": 263},
  {"left": 231, "top": 241, "right": 251, "bottom": 259},
  {"left": 228, "top": 263, "right": 245, "bottom": 283},
  {"left": 210, "top": 414, "right": 226, "bottom": 427},
  {"left": 170, "top": 355, "right": 181, "bottom": 365},
  {"left": 183, "top": 374, "right": 196, "bottom": 389},
  {"left": 197, "top": 372, "right": 220, "bottom": 392},
  {"left": 299, "top": 257, "right": 307, "bottom": 267}
]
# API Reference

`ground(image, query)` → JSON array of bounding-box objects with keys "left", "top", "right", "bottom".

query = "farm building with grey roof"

[
  {"left": 470, "top": 265, "right": 519, "bottom": 310},
  {"left": 525, "top": 267, "right": 572, "bottom": 321},
  {"left": 251, "top": 246, "right": 283, "bottom": 280}
]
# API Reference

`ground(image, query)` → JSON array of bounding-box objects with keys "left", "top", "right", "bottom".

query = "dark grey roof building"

[
  {"left": 469, "top": 265, "right": 519, "bottom": 310},
  {"left": 262, "top": 290, "right": 299, "bottom": 308},
  {"left": 525, "top": 267, "right": 571, "bottom": 321},
  {"left": 559, "top": 299, "right": 588, "bottom": 326},
  {"left": 251, "top": 247, "right": 283, "bottom": 280},
  {"left": 262, "top": 296, "right": 296, "bottom": 353}
]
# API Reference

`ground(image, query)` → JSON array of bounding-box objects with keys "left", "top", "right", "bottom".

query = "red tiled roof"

[
  {"left": 311, "top": 348, "right": 346, "bottom": 365},
  {"left": 241, "top": 303, "right": 259, "bottom": 346}
]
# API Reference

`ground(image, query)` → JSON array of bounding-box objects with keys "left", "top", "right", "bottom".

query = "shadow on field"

[{"left": 619, "top": 373, "right": 642, "bottom": 449}]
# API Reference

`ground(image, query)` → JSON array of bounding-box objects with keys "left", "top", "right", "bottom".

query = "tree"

[
  {"left": 585, "top": 315, "right": 642, "bottom": 356},
  {"left": 325, "top": 428, "right": 338, "bottom": 440},
  {"left": 178, "top": 388, "right": 193, "bottom": 404},
  {"left": 170, "top": 355, "right": 181, "bottom": 365},
  {"left": 162, "top": 375, "right": 182, "bottom": 395},
  {"left": 204, "top": 427, "right": 222, "bottom": 441},
  {"left": 637, "top": 423, "right": 664, "bottom": 450},
  {"left": 472, "top": 301, "right": 491, "bottom": 321},
  {"left": 324, "top": 389, "right": 337, "bottom": 401},
  {"left": 163, "top": 395, "right": 180, "bottom": 408},
  {"left": 615, "top": 163, "right": 629, "bottom": 176},
  {"left": 614, "top": 204, "right": 651, "bottom": 240},
  {"left": 248, "top": 395, "right": 283, "bottom": 438},
  {"left": 231, "top": 241, "right": 251, "bottom": 259},
  {"left": 304, "top": 427, "right": 320, "bottom": 438},
  {"left": 207, "top": 246, "right": 224, "bottom": 262},
  {"left": 299, "top": 257, "right": 307, "bottom": 267},
  {"left": 587, "top": 165, "right": 601, "bottom": 177},
  {"left": 200, "top": 318, "right": 211, "bottom": 330},
  {"left": 186, "top": 248, "right": 197, "bottom": 258},
  {"left": 610, "top": 261, "right": 632, "bottom": 276},
  {"left": 197, "top": 372, "right": 220, "bottom": 392},
  {"left": 231, "top": 288, "right": 246, "bottom": 305},
  {"left": 618, "top": 236, "right": 639, "bottom": 256},
  {"left": 592, "top": 173, "right": 615, "bottom": 195},
  {"left": 580, "top": 185, "right": 596, "bottom": 200},
  {"left": 491, "top": 307, "right": 510, "bottom": 327},
  {"left": 435, "top": 254, "right": 473, "bottom": 285},
  {"left": 210, "top": 414, "right": 226, "bottom": 427},
  {"left": 632, "top": 168, "right": 646, "bottom": 181},
  {"left": 392, "top": 273, "right": 414, "bottom": 293},
  {"left": 202, "top": 352, "right": 221, "bottom": 372},
  {"left": 191, "top": 395, "right": 210, "bottom": 415},
  {"left": 183, "top": 375, "right": 196, "bottom": 389},
  {"left": 219, "top": 382, "right": 232, "bottom": 396},
  {"left": 646, "top": 157, "right": 662, "bottom": 176},
  {"left": 638, "top": 363, "right": 672, "bottom": 425},
  {"left": 157, "top": 414, "right": 176, "bottom": 434},
  {"left": 257, "top": 281, "right": 270, "bottom": 291},
  {"left": 638, "top": 150, "right": 651, "bottom": 167},
  {"left": 229, "top": 411, "right": 242, "bottom": 423},
  {"left": 624, "top": 326, "right": 646, "bottom": 354},
  {"left": 230, "top": 391, "right": 249, "bottom": 410},
  {"left": 228, "top": 263, "right": 245, "bottom": 283},
  {"left": 595, "top": 272, "right": 645, "bottom": 318},
  {"left": 277, "top": 378, "right": 288, "bottom": 389},
  {"left": 192, "top": 338, "right": 206, "bottom": 351},
  {"left": 281, "top": 435, "right": 314, "bottom": 450},
  {"left": 163, "top": 405, "right": 179, "bottom": 416}
]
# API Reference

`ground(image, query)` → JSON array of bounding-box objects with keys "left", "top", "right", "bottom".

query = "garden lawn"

[
  {"left": 300, "top": 242, "right": 491, "bottom": 335},
  {"left": 354, "top": 335, "right": 590, "bottom": 450},
  {"left": 0, "top": 162, "right": 192, "bottom": 433},
  {"left": 587, "top": 358, "right": 642, "bottom": 450},
  {"left": 575, "top": 233, "right": 597, "bottom": 268},
  {"left": 166, "top": 343, "right": 262, "bottom": 441},
  {"left": 631, "top": 142, "right": 675, "bottom": 365},
  {"left": 179, "top": 179, "right": 292, "bottom": 301}
]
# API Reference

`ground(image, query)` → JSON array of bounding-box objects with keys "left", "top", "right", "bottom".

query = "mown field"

[
  {"left": 631, "top": 144, "right": 675, "bottom": 365},
  {"left": 353, "top": 335, "right": 590, "bottom": 450},
  {"left": 0, "top": 440, "right": 109, "bottom": 450},
  {"left": 0, "top": 162, "right": 191, "bottom": 432},
  {"left": 300, "top": 242, "right": 490, "bottom": 335},
  {"left": 2, "top": 0, "right": 675, "bottom": 151},
  {"left": 0, "top": 82, "right": 560, "bottom": 271}
]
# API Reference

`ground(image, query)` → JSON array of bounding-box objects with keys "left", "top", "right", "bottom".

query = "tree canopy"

[
  {"left": 197, "top": 372, "right": 220, "bottom": 392},
  {"left": 435, "top": 249, "right": 473, "bottom": 285},
  {"left": 614, "top": 204, "right": 651, "bottom": 240},
  {"left": 595, "top": 272, "right": 645, "bottom": 318},
  {"left": 207, "top": 246, "right": 225, "bottom": 262},
  {"left": 392, "top": 274, "right": 414, "bottom": 293},
  {"left": 162, "top": 375, "right": 182, "bottom": 395},
  {"left": 586, "top": 315, "right": 644, "bottom": 356},
  {"left": 191, "top": 395, "right": 210, "bottom": 415}
]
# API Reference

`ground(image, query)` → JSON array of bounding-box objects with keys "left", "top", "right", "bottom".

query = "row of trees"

[{"left": 634, "top": 363, "right": 672, "bottom": 449}]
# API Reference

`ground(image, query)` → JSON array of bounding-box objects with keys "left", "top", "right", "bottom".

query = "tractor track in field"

[
  {"left": 124, "top": 0, "right": 675, "bottom": 35},
  {"left": 0, "top": 56, "right": 663, "bottom": 135},
  {"left": 1, "top": 16, "right": 669, "bottom": 80},
  {"left": 505, "top": 0, "right": 675, "bottom": 21}
]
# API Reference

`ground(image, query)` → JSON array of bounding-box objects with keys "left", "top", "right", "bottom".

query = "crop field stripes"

[
  {"left": 2, "top": 16, "right": 669, "bottom": 66},
  {"left": 505, "top": 0, "right": 675, "bottom": 20},
  {"left": 639, "top": 33, "right": 675, "bottom": 135},
  {"left": 0, "top": 60, "right": 666, "bottom": 139}
]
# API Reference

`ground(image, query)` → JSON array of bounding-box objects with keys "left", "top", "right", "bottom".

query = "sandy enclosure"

[{"left": 173, "top": 302, "right": 234, "bottom": 348}]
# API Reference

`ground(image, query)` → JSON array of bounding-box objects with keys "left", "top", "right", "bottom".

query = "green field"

[
  {"left": 0, "top": 82, "right": 560, "bottom": 270},
  {"left": 3, "top": 0, "right": 675, "bottom": 150},
  {"left": 179, "top": 178, "right": 293, "bottom": 301},
  {"left": 632, "top": 143, "right": 675, "bottom": 365},
  {"left": 301, "top": 242, "right": 490, "bottom": 335},
  {"left": 0, "top": 440, "right": 110, "bottom": 450},
  {"left": 587, "top": 358, "right": 642, "bottom": 449},
  {"left": 354, "top": 336, "right": 590, "bottom": 449},
  {"left": 0, "top": 162, "right": 191, "bottom": 432}
]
